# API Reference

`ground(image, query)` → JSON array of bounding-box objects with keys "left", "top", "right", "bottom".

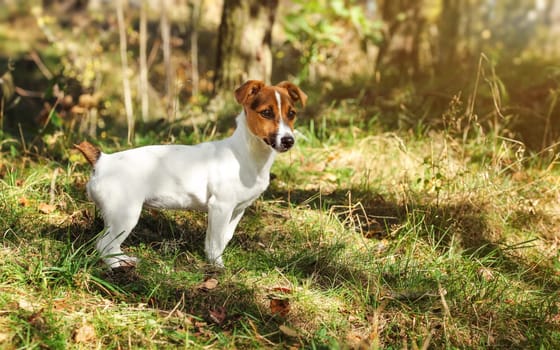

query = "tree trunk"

[
  {"left": 139, "top": 0, "right": 149, "bottom": 122},
  {"left": 214, "top": 0, "right": 279, "bottom": 94},
  {"left": 438, "top": 0, "right": 462, "bottom": 68},
  {"left": 161, "top": 0, "right": 173, "bottom": 120},
  {"left": 116, "top": 0, "right": 134, "bottom": 144},
  {"left": 189, "top": 0, "right": 201, "bottom": 97},
  {"left": 376, "top": 0, "right": 425, "bottom": 77}
]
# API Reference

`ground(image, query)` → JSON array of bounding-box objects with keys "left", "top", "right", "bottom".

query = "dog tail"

[{"left": 74, "top": 141, "right": 101, "bottom": 166}]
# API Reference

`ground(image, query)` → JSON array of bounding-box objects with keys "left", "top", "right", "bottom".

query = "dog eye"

[
  {"left": 259, "top": 109, "right": 274, "bottom": 119},
  {"left": 287, "top": 110, "right": 296, "bottom": 119}
]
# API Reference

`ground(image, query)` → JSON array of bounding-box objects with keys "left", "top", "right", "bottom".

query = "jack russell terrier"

[{"left": 76, "top": 80, "right": 307, "bottom": 269}]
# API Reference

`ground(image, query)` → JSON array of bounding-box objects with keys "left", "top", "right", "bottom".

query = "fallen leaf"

[
  {"left": 345, "top": 331, "right": 366, "bottom": 349},
  {"left": 0, "top": 332, "right": 12, "bottom": 343},
  {"left": 197, "top": 278, "right": 218, "bottom": 291},
  {"left": 18, "top": 299, "right": 35, "bottom": 312},
  {"left": 511, "top": 171, "right": 529, "bottom": 182},
  {"left": 270, "top": 298, "right": 291, "bottom": 317},
  {"left": 38, "top": 203, "right": 56, "bottom": 214},
  {"left": 270, "top": 286, "right": 292, "bottom": 294},
  {"left": 209, "top": 306, "right": 227, "bottom": 325},
  {"left": 268, "top": 286, "right": 293, "bottom": 317},
  {"left": 547, "top": 313, "right": 560, "bottom": 324},
  {"left": 279, "top": 324, "right": 298, "bottom": 337},
  {"left": 28, "top": 311, "right": 46, "bottom": 330},
  {"left": 477, "top": 267, "right": 494, "bottom": 281},
  {"left": 74, "top": 323, "right": 96, "bottom": 343},
  {"left": 321, "top": 173, "right": 338, "bottom": 182},
  {"left": 18, "top": 197, "right": 29, "bottom": 207}
]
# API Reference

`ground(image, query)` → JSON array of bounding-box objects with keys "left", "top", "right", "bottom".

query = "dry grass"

[{"left": 1, "top": 109, "right": 560, "bottom": 348}]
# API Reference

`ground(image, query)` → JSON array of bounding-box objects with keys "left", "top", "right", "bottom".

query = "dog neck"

[{"left": 231, "top": 111, "right": 277, "bottom": 175}]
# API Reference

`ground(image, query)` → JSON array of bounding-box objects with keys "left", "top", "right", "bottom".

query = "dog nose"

[{"left": 281, "top": 135, "right": 295, "bottom": 149}]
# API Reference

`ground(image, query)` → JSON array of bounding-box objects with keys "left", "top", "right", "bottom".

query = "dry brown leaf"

[
  {"left": 38, "top": 203, "right": 56, "bottom": 214},
  {"left": 28, "top": 311, "right": 46, "bottom": 330},
  {"left": 270, "top": 298, "right": 290, "bottom": 317},
  {"left": 270, "top": 287, "right": 292, "bottom": 294},
  {"left": 279, "top": 324, "right": 298, "bottom": 338},
  {"left": 18, "top": 299, "right": 35, "bottom": 312},
  {"left": 320, "top": 173, "right": 338, "bottom": 182},
  {"left": 197, "top": 278, "right": 219, "bottom": 291},
  {"left": 268, "top": 286, "right": 292, "bottom": 317},
  {"left": 345, "top": 331, "right": 364, "bottom": 348},
  {"left": 18, "top": 197, "right": 30, "bottom": 207},
  {"left": 0, "top": 332, "right": 12, "bottom": 344},
  {"left": 209, "top": 306, "right": 226, "bottom": 325},
  {"left": 74, "top": 323, "right": 96, "bottom": 343},
  {"left": 477, "top": 267, "right": 494, "bottom": 281}
]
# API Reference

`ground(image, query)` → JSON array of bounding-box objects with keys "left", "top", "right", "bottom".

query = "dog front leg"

[{"left": 205, "top": 202, "right": 245, "bottom": 267}]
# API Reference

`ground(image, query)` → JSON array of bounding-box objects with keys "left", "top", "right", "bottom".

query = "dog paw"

[
  {"left": 208, "top": 257, "right": 224, "bottom": 269},
  {"left": 104, "top": 255, "right": 139, "bottom": 269}
]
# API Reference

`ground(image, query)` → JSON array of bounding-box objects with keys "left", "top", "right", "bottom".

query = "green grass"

[{"left": 1, "top": 107, "right": 560, "bottom": 349}]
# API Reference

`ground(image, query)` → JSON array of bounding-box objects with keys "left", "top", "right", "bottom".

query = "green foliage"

[{"left": 283, "top": 0, "right": 383, "bottom": 82}]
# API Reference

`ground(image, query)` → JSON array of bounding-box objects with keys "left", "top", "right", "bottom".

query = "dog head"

[{"left": 235, "top": 80, "right": 307, "bottom": 152}]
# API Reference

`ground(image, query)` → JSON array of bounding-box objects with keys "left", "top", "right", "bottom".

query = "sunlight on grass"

[{"left": 1, "top": 105, "right": 560, "bottom": 348}]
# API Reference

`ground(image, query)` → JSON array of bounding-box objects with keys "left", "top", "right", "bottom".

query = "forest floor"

[{"left": 1, "top": 102, "right": 560, "bottom": 349}]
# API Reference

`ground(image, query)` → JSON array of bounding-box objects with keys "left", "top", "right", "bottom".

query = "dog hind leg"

[{"left": 97, "top": 203, "right": 142, "bottom": 268}]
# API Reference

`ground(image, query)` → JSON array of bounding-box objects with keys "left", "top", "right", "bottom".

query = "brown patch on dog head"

[
  {"left": 235, "top": 80, "right": 306, "bottom": 151},
  {"left": 234, "top": 80, "right": 265, "bottom": 105},
  {"left": 275, "top": 81, "right": 308, "bottom": 108}
]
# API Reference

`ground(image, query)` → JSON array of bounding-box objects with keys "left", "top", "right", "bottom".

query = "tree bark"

[
  {"left": 438, "top": 0, "right": 462, "bottom": 68},
  {"left": 189, "top": 0, "right": 201, "bottom": 97},
  {"left": 116, "top": 0, "right": 134, "bottom": 144},
  {"left": 139, "top": 0, "right": 149, "bottom": 122},
  {"left": 161, "top": 0, "right": 173, "bottom": 120},
  {"left": 214, "top": 0, "right": 279, "bottom": 94}
]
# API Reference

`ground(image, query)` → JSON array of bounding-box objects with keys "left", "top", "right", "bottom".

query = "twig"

[
  {"left": 14, "top": 87, "right": 44, "bottom": 98},
  {"left": 438, "top": 282, "right": 452, "bottom": 319},
  {"left": 248, "top": 319, "right": 277, "bottom": 346},
  {"left": 420, "top": 329, "right": 433, "bottom": 350},
  {"left": 18, "top": 123, "right": 27, "bottom": 154},
  {"left": 369, "top": 298, "right": 389, "bottom": 347},
  {"left": 163, "top": 292, "right": 185, "bottom": 322},
  {"left": 29, "top": 51, "right": 53, "bottom": 80},
  {"left": 147, "top": 39, "right": 161, "bottom": 70},
  {"left": 49, "top": 168, "right": 59, "bottom": 206}
]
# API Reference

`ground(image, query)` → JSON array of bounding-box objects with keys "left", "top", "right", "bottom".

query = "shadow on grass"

[
  {"left": 265, "top": 185, "right": 560, "bottom": 292},
  {"left": 31, "top": 178, "right": 559, "bottom": 300},
  {"left": 264, "top": 185, "right": 560, "bottom": 346},
  {"left": 17, "top": 180, "right": 557, "bottom": 347}
]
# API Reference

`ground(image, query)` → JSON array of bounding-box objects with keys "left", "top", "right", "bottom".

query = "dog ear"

[
  {"left": 276, "top": 81, "right": 308, "bottom": 107},
  {"left": 235, "top": 80, "right": 265, "bottom": 104}
]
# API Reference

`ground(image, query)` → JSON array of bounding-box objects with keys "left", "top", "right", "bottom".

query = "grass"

[{"left": 1, "top": 103, "right": 560, "bottom": 349}]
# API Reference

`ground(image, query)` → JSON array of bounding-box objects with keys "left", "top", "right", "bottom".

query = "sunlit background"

[{"left": 1, "top": 0, "right": 560, "bottom": 149}]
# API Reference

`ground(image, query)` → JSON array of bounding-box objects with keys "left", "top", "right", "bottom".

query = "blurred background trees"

[
  {"left": 1, "top": 0, "right": 560, "bottom": 152},
  {"left": 214, "top": 0, "right": 279, "bottom": 93}
]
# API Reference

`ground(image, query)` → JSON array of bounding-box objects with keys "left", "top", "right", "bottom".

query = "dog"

[{"left": 75, "top": 80, "right": 307, "bottom": 268}]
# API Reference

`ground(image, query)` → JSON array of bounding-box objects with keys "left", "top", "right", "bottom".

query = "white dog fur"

[{"left": 76, "top": 80, "right": 307, "bottom": 268}]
